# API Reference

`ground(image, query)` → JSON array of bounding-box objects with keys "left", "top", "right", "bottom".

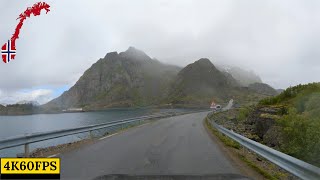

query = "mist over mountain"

[
  {"left": 166, "top": 58, "right": 274, "bottom": 107},
  {"left": 248, "top": 83, "right": 278, "bottom": 96},
  {"left": 43, "top": 47, "right": 181, "bottom": 110},
  {"left": 167, "top": 58, "right": 238, "bottom": 105},
  {"left": 217, "top": 65, "right": 262, "bottom": 87},
  {"left": 15, "top": 47, "right": 278, "bottom": 113},
  {"left": 16, "top": 100, "right": 40, "bottom": 106}
]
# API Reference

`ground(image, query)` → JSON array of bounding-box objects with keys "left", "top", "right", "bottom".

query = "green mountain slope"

[
  {"left": 166, "top": 58, "right": 271, "bottom": 107},
  {"left": 244, "top": 82, "right": 320, "bottom": 166},
  {"left": 248, "top": 83, "right": 278, "bottom": 96}
]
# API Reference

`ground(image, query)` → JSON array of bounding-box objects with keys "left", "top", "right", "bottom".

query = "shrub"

[
  {"left": 277, "top": 108, "right": 320, "bottom": 166},
  {"left": 237, "top": 107, "right": 253, "bottom": 121}
]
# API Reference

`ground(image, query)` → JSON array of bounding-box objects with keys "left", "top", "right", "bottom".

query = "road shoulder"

[{"left": 203, "top": 117, "right": 266, "bottom": 180}]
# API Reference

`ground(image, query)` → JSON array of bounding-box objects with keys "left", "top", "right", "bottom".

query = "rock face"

[
  {"left": 44, "top": 47, "right": 180, "bottom": 110},
  {"left": 248, "top": 83, "right": 278, "bottom": 96},
  {"left": 219, "top": 66, "right": 262, "bottom": 87},
  {"left": 167, "top": 58, "right": 240, "bottom": 106},
  {"left": 41, "top": 48, "right": 276, "bottom": 111}
]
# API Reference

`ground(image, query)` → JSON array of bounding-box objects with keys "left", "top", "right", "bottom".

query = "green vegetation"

[
  {"left": 259, "top": 82, "right": 320, "bottom": 106},
  {"left": 258, "top": 82, "right": 320, "bottom": 166},
  {"left": 237, "top": 106, "right": 253, "bottom": 121},
  {"left": 277, "top": 108, "right": 320, "bottom": 166},
  {"left": 237, "top": 154, "right": 276, "bottom": 180},
  {"left": 259, "top": 113, "right": 280, "bottom": 120},
  {"left": 0, "top": 104, "right": 41, "bottom": 115},
  {"left": 206, "top": 117, "right": 285, "bottom": 179},
  {"left": 205, "top": 118, "right": 240, "bottom": 149}
]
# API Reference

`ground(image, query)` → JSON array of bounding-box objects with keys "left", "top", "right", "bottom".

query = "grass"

[
  {"left": 205, "top": 117, "right": 281, "bottom": 180},
  {"left": 205, "top": 118, "right": 240, "bottom": 149},
  {"left": 238, "top": 154, "right": 276, "bottom": 180},
  {"left": 237, "top": 107, "right": 253, "bottom": 121},
  {"left": 260, "top": 113, "right": 280, "bottom": 119}
]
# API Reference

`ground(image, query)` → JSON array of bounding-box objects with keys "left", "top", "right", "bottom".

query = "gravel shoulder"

[{"left": 206, "top": 110, "right": 297, "bottom": 180}]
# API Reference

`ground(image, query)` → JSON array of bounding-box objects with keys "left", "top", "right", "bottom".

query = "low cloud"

[
  {"left": 0, "top": 89, "right": 54, "bottom": 105},
  {"left": 0, "top": 0, "right": 320, "bottom": 93}
]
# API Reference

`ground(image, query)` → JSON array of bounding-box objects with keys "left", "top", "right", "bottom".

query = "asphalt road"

[{"left": 60, "top": 112, "right": 244, "bottom": 179}]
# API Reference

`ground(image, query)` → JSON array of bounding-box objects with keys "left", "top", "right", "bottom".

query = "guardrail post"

[
  {"left": 121, "top": 121, "right": 125, "bottom": 130},
  {"left": 24, "top": 143, "right": 30, "bottom": 157}
]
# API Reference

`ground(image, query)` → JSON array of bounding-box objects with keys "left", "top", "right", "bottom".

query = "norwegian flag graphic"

[{"left": 1, "top": 40, "right": 16, "bottom": 63}]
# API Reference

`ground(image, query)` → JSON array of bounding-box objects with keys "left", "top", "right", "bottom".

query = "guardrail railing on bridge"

[
  {"left": 208, "top": 119, "right": 320, "bottom": 180},
  {"left": 0, "top": 110, "right": 208, "bottom": 157}
]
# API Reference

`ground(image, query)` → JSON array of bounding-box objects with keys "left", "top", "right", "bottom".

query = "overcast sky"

[{"left": 0, "top": 0, "right": 320, "bottom": 104}]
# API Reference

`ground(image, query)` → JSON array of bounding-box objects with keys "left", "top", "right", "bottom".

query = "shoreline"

[
  {"left": 0, "top": 105, "right": 208, "bottom": 116},
  {"left": 27, "top": 119, "right": 155, "bottom": 158}
]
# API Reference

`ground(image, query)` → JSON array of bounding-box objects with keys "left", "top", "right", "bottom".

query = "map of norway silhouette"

[{"left": 1, "top": 2, "right": 50, "bottom": 63}]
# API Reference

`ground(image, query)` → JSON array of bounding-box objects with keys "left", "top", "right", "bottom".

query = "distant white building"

[
  {"left": 62, "top": 108, "right": 84, "bottom": 112},
  {"left": 210, "top": 100, "right": 221, "bottom": 111}
]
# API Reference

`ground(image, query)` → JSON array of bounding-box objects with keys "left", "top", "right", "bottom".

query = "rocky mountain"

[
  {"left": 166, "top": 59, "right": 277, "bottom": 107},
  {"left": 166, "top": 58, "right": 241, "bottom": 106},
  {"left": 39, "top": 47, "right": 277, "bottom": 112},
  {"left": 43, "top": 47, "right": 181, "bottom": 110},
  {"left": 218, "top": 66, "right": 262, "bottom": 87},
  {"left": 248, "top": 83, "right": 278, "bottom": 96}
]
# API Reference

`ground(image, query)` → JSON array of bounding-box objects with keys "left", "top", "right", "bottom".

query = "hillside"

[
  {"left": 0, "top": 104, "right": 41, "bottom": 115},
  {"left": 43, "top": 47, "right": 181, "bottom": 110},
  {"left": 0, "top": 47, "right": 278, "bottom": 114},
  {"left": 214, "top": 82, "right": 320, "bottom": 166},
  {"left": 167, "top": 58, "right": 237, "bottom": 106},
  {"left": 1, "top": 48, "right": 278, "bottom": 114},
  {"left": 218, "top": 66, "right": 262, "bottom": 87},
  {"left": 248, "top": 83, "right": 278, "bottom": 96},
  {"left": 166, "top": 58, "right": 270, "bottom": 107},
  {"left": 258, "top": 83, "right": 320, "bottom": 166},
  {"left": 43, "top": 52, "right": 276, "bottom": 110}
]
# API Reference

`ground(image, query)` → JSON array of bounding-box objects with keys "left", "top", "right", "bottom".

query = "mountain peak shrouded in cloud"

[
  {"left": 43, "top": 47, "right": 181, "bottom": 110},
  {"left": 119, "top": 46, "right": 152, "bottom": 61},
  {"left": 2, "top": 47, "right": 278, "bottom": 114},
  {"left": 41, "top": 47, "right": 275, "bottom": 111},
  {"left": 0, "top": 0, "right": 319, "bottom": 104},
  {"left": 217, "top": 65, "right": 263, "bottom": 87},
  {"left": 168, "top": 58, "right": 238, "bottom": 99}
]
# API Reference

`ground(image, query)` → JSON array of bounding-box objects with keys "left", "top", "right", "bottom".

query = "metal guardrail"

[
  {"left": 0, "top": 110, "right": 208, "bottom": 157},
  {"left": 208, "top": 120, "right": 320, "bottom": 180}
]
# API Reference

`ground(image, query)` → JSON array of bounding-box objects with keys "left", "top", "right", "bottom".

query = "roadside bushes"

[
  {"left": 237, "top": 107, "right": 253, "bottom": 121},
  {"left": 259, "top": 82, "right": 320, "bottom": 106},
  {"left": 255, "top": 83, "right": 320, "bottom": 166},
  {"left": 277, "top": 108, "right": 320, "bottom": 166}
]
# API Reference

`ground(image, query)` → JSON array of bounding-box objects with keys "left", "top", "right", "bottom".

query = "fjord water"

[{"left": 0, "top": 108, "right": 185, "bottom": 157}]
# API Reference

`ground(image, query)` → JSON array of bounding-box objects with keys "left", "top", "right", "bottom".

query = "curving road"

[{"left": 60, "top": 112, "right": 245, "bottom": 179}]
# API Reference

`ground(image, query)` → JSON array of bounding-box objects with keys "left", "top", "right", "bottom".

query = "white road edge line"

[
  {"left": 99, "top": 121, "right": 152, "bottom": 141},
  {"left": 47, "top": 153, "right": 60, "bottom": 158},
  {"left": 99, "top": 133, "right": 119, "bottom": 140}
]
